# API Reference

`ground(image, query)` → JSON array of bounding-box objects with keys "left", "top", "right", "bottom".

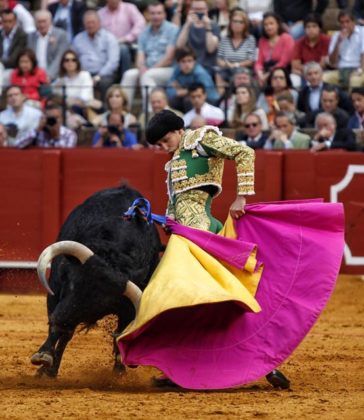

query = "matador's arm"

[{"left": 199, "top": 130, "right": 255, "bottom": 196}]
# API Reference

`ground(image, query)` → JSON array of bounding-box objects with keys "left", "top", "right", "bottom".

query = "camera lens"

[{"left": 46, "top": 116, "right": 58, "bottom": 126}]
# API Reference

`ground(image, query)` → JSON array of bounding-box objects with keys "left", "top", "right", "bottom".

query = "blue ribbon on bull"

[{"left": 123, "top": 198, "right": 167, "bottom": 226}]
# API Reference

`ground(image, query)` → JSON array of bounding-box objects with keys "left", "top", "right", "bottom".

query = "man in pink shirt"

[{"left": 98, "top": 0, "right": 145, "bottom": 76}]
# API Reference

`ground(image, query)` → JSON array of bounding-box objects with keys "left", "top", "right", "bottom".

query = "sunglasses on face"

[
  {"left": 232, "top": 20, "right": 244, "bottom": 24},
  {"left": 245, "top": 123, "right": 259, "bottom": 128},
  {"left": 272, "top": 75, "right": 285, "bottom": 80},
  {"left": 64, "top": 57, "right": 77, "bottom": 62}
]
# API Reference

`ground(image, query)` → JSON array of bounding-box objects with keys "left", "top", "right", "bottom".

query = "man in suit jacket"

[
  {"left": 236, "top": 113, "right": 269, "bottom": 149},
  {"left": 298, "top": 62, "right": 353, "bottom": 117},
  {"left": 0, "top": 9, "right": 27, "bottom": 69},
  {"left": 27, "top": 10, "right": 69, "bottom": 81},
  {"left": 311, "top": 112, "right": 357, "bottom": 152},
  {"left": 308, "top": 85, "right": 350, "bottom": 129},
  {"left": 48, "top": 0, "right": 86, "bottom": 42},
  {"left": 265, "top": 112, "right": 311, "bottom": 150}
]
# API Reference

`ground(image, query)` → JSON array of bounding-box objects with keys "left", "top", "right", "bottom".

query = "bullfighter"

[{"left": 117, "top": 110, "right": 344, "bottom": 390}]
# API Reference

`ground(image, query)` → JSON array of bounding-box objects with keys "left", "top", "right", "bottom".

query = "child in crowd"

[{"left": 166, "top": 47, "right": 220, "bottom": 113}]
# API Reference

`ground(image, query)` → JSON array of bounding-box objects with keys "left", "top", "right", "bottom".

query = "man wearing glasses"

[{"left": 237, "top": 113, "right": 269, "bottom": 149}]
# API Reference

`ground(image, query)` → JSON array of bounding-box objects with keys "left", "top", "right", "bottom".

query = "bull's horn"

[
  {"left": 37, "top": 241, "right": 94, "bottom": 295},
  {"left": 124, "top": 281, "right": 142, "bottom": 311}
]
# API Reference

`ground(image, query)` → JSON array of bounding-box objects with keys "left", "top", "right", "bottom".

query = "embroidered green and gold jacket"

[{"left": 165, "top": 126, "right": 255, "bottom": 217}]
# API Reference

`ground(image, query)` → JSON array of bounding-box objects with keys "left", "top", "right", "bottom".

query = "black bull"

[{"left": 31, "top": 185, "right": 162, "bottom": 377}]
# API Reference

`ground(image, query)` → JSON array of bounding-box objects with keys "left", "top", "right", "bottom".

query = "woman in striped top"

[{"left": 215, "top": 7, "right": 256, "bottom": 94}]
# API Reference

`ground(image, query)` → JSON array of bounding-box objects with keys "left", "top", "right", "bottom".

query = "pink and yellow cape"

[{"left": 118, "top": 199, "right": 344, "bottom": 390}]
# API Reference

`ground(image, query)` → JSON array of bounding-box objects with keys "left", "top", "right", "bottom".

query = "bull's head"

[{"left": 37, "top": 241, "right": 142, "bottom": 311}]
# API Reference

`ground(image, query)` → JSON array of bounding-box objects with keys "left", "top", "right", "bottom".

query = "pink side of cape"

[{"left": 118, "top": 200, "right": 344, "bottom": 389}]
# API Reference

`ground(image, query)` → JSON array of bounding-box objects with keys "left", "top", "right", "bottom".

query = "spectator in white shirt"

[
  {"left": 27, "top": 10, "right": 69, "bottom": 81},
  {"left": 0, "top": 85, "right": 42, "bottom": 146},
  {"left": 52, "top": 49, "right": 94, "bottom": 106},
  {"left": 183, "top": 83, "right": 225, "bottom": 127},
  {"left": 324, "top": 10, "right": 364, "bottom": 88}
]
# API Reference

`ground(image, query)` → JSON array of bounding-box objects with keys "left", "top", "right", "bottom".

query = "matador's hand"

[{"left": 229, "top": 196, "right": 246, "bottom": 219}]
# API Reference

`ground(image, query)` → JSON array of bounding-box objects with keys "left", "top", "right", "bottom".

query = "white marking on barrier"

[
  {"left": 330, "top": 164, "right": 364, "bottom": 266},
  {"left": 0, "top": 261, "right": 38, "bottom": 269}
]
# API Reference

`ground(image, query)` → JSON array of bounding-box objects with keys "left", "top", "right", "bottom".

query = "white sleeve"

[
  {"left": 328, "top": 32, "right": 339, "bottom": 55},
  {"left": 78, "top": 72, "right": 94, "bottom": 103},
  {"left": 14, "top": 4, "right": 36, "bottom": 34},
  {"left": 361, "top": 27, "right": 364, "bottom": 54}
]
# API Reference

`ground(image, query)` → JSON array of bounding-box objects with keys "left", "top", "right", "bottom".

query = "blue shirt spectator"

[
  {"left": 92, "top": 129, "right": 137, "bottom": 148},
  {"left": 138, "top": 20, "right": 179, "bottom": 68},
  {"left": 166, "top": 47, "right": 220, "bottom": 112},
  {"left": 73, "top": 10, "right": 119, "bottom": 77},
  {"left": 92, "top": 112, "right": 138, "bottom": 148}
]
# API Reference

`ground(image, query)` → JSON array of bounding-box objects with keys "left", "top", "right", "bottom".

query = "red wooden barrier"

[
  {"left": 283, "top": 151, "right": 364, "bottom": 274},
  {"left": 0, "top": 150, "right": 61, "bottom": 261},
  {"left": 0, "top": 149, "right": 362, "bottom": 292}
]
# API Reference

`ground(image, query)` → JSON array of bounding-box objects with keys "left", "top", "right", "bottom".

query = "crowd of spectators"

[{"left": 0, "top": 0, "right": 363, "bottom": 152}]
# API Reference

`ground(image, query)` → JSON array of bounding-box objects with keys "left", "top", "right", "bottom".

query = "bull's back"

[{"left": 58, "top": 185, "right": 142, "bottom": 240}]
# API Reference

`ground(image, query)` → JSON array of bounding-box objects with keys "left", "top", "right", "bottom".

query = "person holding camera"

[
  {"left": 92, "top": 112, "right": 138, "bottom": 148},
  {"left": 176, "top": 0, "right": 220, "bottom": 77},
  {"left": 15, "top": 104, "right": 77, "bottom": 148},
  {"left": 0, "top": 85, "right": 43, "bottom": 146}
]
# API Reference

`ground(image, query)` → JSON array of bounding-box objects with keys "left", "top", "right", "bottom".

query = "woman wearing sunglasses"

[{"left": 53, "top": 50, "right": 95, "bottom": 107}]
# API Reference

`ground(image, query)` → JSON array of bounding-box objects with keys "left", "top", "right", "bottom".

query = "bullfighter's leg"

[{"left": 265, "top": 369, "right": 290, "bottom": 389}]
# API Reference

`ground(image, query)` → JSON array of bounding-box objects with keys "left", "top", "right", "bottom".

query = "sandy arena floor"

[{"left": 0, "top": 275, "right": 363, "bottom": 419}]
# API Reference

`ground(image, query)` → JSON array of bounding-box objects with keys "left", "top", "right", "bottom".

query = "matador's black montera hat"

[{"left": 146, "top": 110, "right": 184, "bottom": 144}]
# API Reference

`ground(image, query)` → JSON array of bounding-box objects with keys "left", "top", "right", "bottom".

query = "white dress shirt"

[
  {"left": 36, "top": 30, "right": 50, "bottom": 70},
  {"left": 329, "top": 26, "right": 364, "bottom": 69},
  {"left": 183, "top": 102, "right": 225, "bottom": 127}
]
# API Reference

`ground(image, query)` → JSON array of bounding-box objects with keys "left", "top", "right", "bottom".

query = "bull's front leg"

[
  {"left": 31, "top": 326, "right": 74, "bottom": 378},
  {"left": 31, "top": 324, "right": 60, "bottom": 372},
  {"left": 40, "top": 329, "right": 74, "bottom": 377},
  {"left": 112, "top": 302, "right": 136, "bottom": 374}
]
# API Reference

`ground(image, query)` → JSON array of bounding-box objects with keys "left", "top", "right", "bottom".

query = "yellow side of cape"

[{"left": 118, "top": 217, "right": 263, "bottom": 340}]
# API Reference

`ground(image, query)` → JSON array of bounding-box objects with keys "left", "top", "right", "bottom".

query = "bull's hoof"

[
  {"left": 112, "top": 361, "right": 126, "bottom": 375},
  {"left": 35, "top": 365, "right": 57, "bottom": 378},
  {"left": 31, "top": 352, "right": 54, "bottom": 368}
]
